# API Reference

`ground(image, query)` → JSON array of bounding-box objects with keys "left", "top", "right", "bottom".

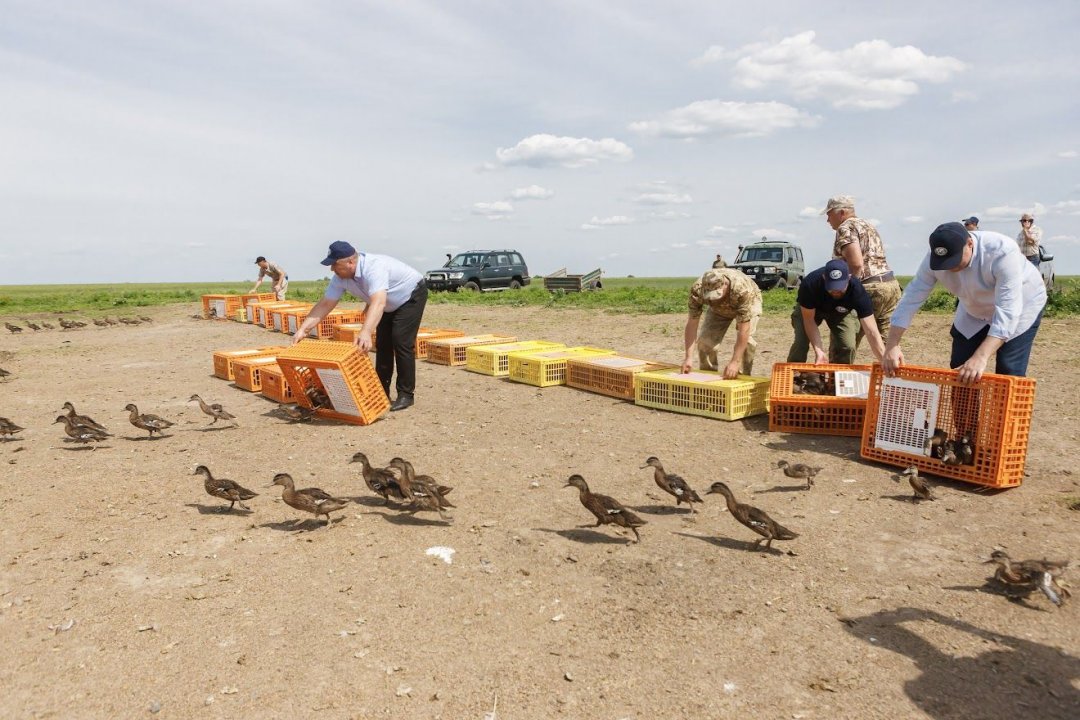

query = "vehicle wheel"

[
  {"left": 509, "top": 279, "right": 522, "bottom": 290},
  {"left": 772, "top": 276, "right": 785, "bottom": 290},
  {"left": 789, "top": 276, "right": 802, "bottom": 291},
  {"left": 463, "top": 281, "right": 480, "bottom": 292}
]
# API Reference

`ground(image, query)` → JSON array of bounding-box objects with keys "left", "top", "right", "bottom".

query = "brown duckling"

[
  {"left": 61, "top": 401, "right": 110, "bottom": 435},
  {"left": 776, "top": 459, "right": 822, "bottom": 489},
  {"left": 387, "top": 457, "right": 454, "bottom": 519},
  {"left": 104, "top": 317, "right": 119, "bottom": 326},
  {"left": 278, "top": 403, "right": 316, "bottom": 422},
  {"left": 957, "top": 432, "right": 975, "bottom": 465},
  {"left": 189, "top": 394, "right": 238, "bottom": 426},
  {"left": 940, "top": 440, "right": 962, "bottom": 466},
  {"left": 0, "top": 416, "right": 25, "bottom": 438},
  {"left": 304, "top": 385, "right": 331, "bottom": 409},
  {"left": 123, "top": 403, "right": 175, "bottom": 437},
  {"left": 706, "top": 481, "right": 798, "bottom": 552},
  {"left": 5, "top": 322, "right": 22, "bottom": 334},
  {"left": 54, "top": 415, "right": 109, "bottom": 445},
  {"left": 924, "top": 429, "right": 947, "bottom": 459},
  {"left": 349, "top": 451, "right": 406, "bottom": 503},
  {"left": 793, "top": 370, "right": 826, "bottom": 395},
  {"left": 985, "top": 550, "right": 1070, "bottom": 607},
  {"left": 40, "top": 321, "right": 55, "bottom": 330},
  {"left": 139, "top": 316, "right": 152, "bottom": 323},
  {"left": 641, "top": 456, "right": 702, "bottom": 513},
  {"left": 194, "top": 465, "right": 257, "bottom": 512},
  {"left": 564, "top": 474, "right": 646, "bottom": 543},
  {"left": 896, "top": 465, "right": 934, "bottom": 502},
  {"left": 270, "top": 472, "right": 349, "bottom": 527},
  {"left": 24, "top": 320, "right": 41, "bottom": 331},
  {"left": 118, "top": 317, "right": 141, "bottom": 326},
  {"left": 92, "top": 318, "right": 109, "bottom": 328},
  {"left": 0, "top": 368, "right": 10, "bottom": 379}
]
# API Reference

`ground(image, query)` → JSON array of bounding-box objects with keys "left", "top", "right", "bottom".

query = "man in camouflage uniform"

[
  {"left": 822, "top": 195, "right": 902, "bottom": 343},
  {"left": 682, "top": 267, "right": 762, "bottom": 379}
]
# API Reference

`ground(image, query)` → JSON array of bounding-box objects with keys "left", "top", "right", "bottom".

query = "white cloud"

[
  {"left": 472, "top": 201, "right": 514, "bottom": 219},
  {"left": 901, "top": 215, "right": 924, "bottom": 224},
  {"left": 1050, "top": 200, "right": 1080, "bottom": 216},
  {"left": 581, "top": 215, "right": 635, "bottom": 230},
  {"left": 751, "top": 227, "right": 797, "bottom": 240},
  {"left": 634, "top": 192, "right": 693, "bottom": 205},
  {"left": 690, "top": 45, "right": 731, "bottom": 67},
  {"left": 950, "top": 89, "right": 977, "bottom": 104},
  {"left": 729, "top": 31, "right": 967, "bottom": 110},
  {"left": 982, "top": 202, "right": 1047, "bottom": 219},
  {"left": 1058, "top": 150, "right": 1078, "bottom": 159},
  {"left": 1048, "top": 234, "right": 1080, "bottom": 245},
  {"left": 671, "top": 242, "right": 689, "bottom": 249},
  {"left": 630, "top": 100, "right": 819, "bottom": 139},
  {"left": 797, "top": 206, "right": 820, "bottom": 219},
  {"left": 495, "top": 134, "right": 633, "bottom": 168},
  {"left": 649, "top": 210, "right": 693, "bottom": 221},
  {"left": 706, "top": 225, "right": 737, "bottom": 236},
  {"left": 509, "top": 184, "right": 555, "bottom": 200}
]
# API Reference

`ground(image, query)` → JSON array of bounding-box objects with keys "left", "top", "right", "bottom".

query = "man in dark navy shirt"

[{"left": 787, "top": 258, "right": 886, "bottom": 364}]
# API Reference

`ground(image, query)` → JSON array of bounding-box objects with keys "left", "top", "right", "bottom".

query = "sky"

[{"left": 1, "top": 0, "right": 1078, "bottom": 285}]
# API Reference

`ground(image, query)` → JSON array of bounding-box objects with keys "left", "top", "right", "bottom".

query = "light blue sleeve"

[
  {"left": 987, "top": 249, "right": 1024, "bottom": 340},
  {"left": 890, "top": 254, "right": 937, "bottom": 330},
  {"left": 323, "top": 276, "right": 345, "bottom": 301}
]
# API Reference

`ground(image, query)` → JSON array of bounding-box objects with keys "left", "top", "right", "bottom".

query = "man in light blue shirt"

[
  {"left": 294, "top": 241, "right": 427, "bottom": 411},
  {"left": 884, "top": 222, "right": 1046, "bottom": 383}
]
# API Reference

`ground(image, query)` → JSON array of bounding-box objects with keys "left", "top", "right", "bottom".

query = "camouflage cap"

[
  {"left": 820, "top": 195, "right": 856, "bottom": 215},
  {"left": 700, "top": 268, "right": 731, "bottom": 302}
]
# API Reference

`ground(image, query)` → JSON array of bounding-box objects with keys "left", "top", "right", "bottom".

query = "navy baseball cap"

[
  {"left": 929, "top": 222, "right": 970, "bottom": 271},
  {"left": 962, "top": 216, "right": 979, "bottom": 226},
  {"left": 823, "top": 258, "right": 851, "bottom": 292},
  {"left": 254, "top": 256, "right": 266, "bottom": 264},
  {"left": 321, "top": 241, "right": 357, "bottom": 266}
]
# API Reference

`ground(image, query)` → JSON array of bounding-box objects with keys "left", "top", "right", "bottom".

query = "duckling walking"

[
  {"left": 349, "top": 451, "right": 406, "bottom": 504},
  {"left": 189, "top": 394, "right": 238, "bottom": 426},
  {"left": 194, "top": 465, "right": 258, "bottom": 512},
  {"left": 0, "top": 416, "right": 25, "bottom": 438},
  {"left": 270, "top": 473, "right": 349, "bottom": 527},
  {"left": 706, "top": 481, "right": 798, "bottom": 552},
  {"left": 61, "top": 401, "right": 110, "bottom": 435},
  {"left": 985, "top": 550, "right": 1070, "bottom": 607},
  {"left": 0, "top": 368, "right": 11, "bottom": 379},
  {"left": 777, "top": 459, "right": 822, "bottom": 489},
  {"left": 278, "top": 404, "right": 315, "bottom": 422},
  {"left": 896, "top": 465, "right": 934, "bottom": 502},
  {"left": 124, "top": 403, "right": 175, "bottom": 438},
  {"left": 641, "top": 456, "right": 702, "bottom": 513},
  {"left": 53, "top": 415, "right": 109, "bottom": 446},
  {"left": 387, "top": 457, "right": 454, "bottom": 519},
  {"left": 564, "top": 474, "right": 646, "bottom": 543}
]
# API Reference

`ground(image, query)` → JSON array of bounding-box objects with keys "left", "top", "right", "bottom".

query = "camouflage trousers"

[
  {"left": 698, "top": 305, "right": 761, "bottom": 375},
  {"left": 860, "top": 279, "right": 902, "bottom": 341}
]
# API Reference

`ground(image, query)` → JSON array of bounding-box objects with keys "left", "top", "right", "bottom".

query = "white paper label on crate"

[
  {"left": 314, "top": 367, "right": 360, "bottom": 416},
  {"left": 246, "top": 307, "right": 255, "bottom": 322},
  {"left": 231, "top": 350, "right": 260, "bottom": 356},
  {"left": 588, "top": 356, "right": 647, "bottom": 369},
  {"left": 834, "top": 370, "right": 870, "bottom": 398},
  {"left": 213, "top": 300, "right": 226, "bottom": 317},
  {"left": 874, "top": 378, "right": 940, "bottom": 454},
  {"left": 273, "top": 315, "right": 283, "bottom": 331}
]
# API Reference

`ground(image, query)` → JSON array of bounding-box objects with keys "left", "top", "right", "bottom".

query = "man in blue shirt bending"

[
  {"left": 788, "top": 258, "right": 886, "bottom": 365},
  {"left": 294, "top": 241, "right": 428, "bottom": 411}
]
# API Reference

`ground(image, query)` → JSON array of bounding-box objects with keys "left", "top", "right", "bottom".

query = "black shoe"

[{"left": 389, "top": 394, "right": 414, "bottom": 412}]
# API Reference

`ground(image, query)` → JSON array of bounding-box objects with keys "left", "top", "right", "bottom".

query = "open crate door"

[
  {"left": 873, "top": 377, "right": 941, "bottom": 454},
  {"left": 834, "top": 369, "right": 871, "bottom": 399}
]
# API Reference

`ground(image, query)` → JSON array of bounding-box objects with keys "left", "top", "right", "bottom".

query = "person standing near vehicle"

[
  {"left": 293, "top": 241, "right": 427, "bottom": 412},
  {"left": 1016, "top": 213, "right": 1042, "bottom": 266},
  {"left": 788, "top": 258, "right": 886, "bottom": 365},
  {"left": 822, "top": 195, "right": 902, "bottom": 341},
  {"left": 251, "top": 256, "right": 289, "bottom": 300},
  {"left": 682, "top": 267, "right": 762, "bottom": 379},
  {"left": 962, "top": 216, "right": 979, "bottom": 231},
  {"left": 885, "top": 222, "right": 1046, "bottom": 382}
]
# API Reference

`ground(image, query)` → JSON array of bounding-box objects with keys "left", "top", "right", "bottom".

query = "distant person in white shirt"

[
  {"left": 294, "top": 241, "right": 428, "bottom": 412},
  {"left": 884, "top": 222, "right": 1047, "bottom": 383},
  {"left": 251, "top": 256, "right": 288, "bottom": 300},
  {"left": 1016, "top": 213, "right": 1043, "bottom": 266}
]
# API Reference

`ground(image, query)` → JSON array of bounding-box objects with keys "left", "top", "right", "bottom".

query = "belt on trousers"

[{"left": 862, "top": 271, "right": 894, "bottom": 284}]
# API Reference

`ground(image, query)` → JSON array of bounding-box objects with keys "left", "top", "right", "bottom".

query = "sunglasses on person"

[{"left": 1020, "top": 219, "right": 1033, "bottom": 223}]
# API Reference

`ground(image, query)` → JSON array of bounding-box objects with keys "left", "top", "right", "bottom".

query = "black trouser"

[{"left": 375, "top": 281, "right": 428, "bottom": 397}]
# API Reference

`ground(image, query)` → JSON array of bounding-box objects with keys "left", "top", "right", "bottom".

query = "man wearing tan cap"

[
  {"left": 1016, "top": 213, "right": 1042, "bottom": 265},
  {"left": 822, "top": 195, "right": 902, "bottom": 342},
  {"left": 682, "top": 267, "right": 762, "bottom": 378}
]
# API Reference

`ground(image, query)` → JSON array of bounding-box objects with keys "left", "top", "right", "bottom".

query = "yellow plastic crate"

[
  {"left": 466, "top": 340, "right": 566, "bottom": 376},
  {"left": 426, "top": 334, "right": 517, "bottom": 366},
  {"left": 566, "top": 355, "right": 677, "bottom": 400},
  {"left": 233, "top": 308, "right": 248, "bottom": 322},
  {"left": 507, "top": 346, "right": 616, "bottom": 387},
  {"left": 634, "top": 368, "right": 771, "bottom": 421}
]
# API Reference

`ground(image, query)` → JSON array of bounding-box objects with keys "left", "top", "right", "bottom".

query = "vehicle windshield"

[
  {"left": 736, "top": 247, "right": 783, "bottom": 263},
  {"left": 445, "top": 253, "right": 485, "bottom": 268}
]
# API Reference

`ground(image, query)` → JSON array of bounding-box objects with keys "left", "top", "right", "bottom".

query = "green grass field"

[{"left": 1, "top": 276, "right": 1078, "bottom": 317}]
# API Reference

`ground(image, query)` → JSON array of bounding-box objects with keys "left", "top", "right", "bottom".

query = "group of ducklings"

[
  {"left": 924, "top": 429, "right": 976, "bottom": 466},
  {"left": 4, "top": 317, "right": 152, "bottom": 333},
  {"left": 791, "top": 370, "right": 835, "bottom": 396}
]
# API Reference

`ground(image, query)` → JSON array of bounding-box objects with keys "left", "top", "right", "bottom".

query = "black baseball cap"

[
  {"left": 929, "top": 222, "right": 970, "bottom": 271},
  {"left": 823, "top": 258, "right": 851, "bottom": 291},
  {"left": 254, "top": 256, "right": 266, "bottom": 264},
  {"left": 961, "top": 216, "right": 979, "bottom": 226}
]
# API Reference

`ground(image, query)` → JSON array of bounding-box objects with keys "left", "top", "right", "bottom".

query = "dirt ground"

[{"left": 1, "top": 302, "right": 1078, "bottom": 720}]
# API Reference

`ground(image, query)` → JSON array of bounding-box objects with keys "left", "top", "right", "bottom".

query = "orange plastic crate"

[
  {"left": 212, "top": 346, "right": 284, "bottom": 380},
  {"left": 416, "top": 328, "right": 466, "bottom": 359},
  {"left": 768, "top": 363, "right": 873, "bottom": 436},
  {"left": 426, "top": 334, "right": 517, "bottom": 366},
  {"left": 860, "top": 364, "right": 1036, "bottom": 488},
  {"left": 253, "top": 302, "right": 296, "bottom": 327},
  {"left": 312, "top": 309, "right": 365, "bottom": 340},
  {"left": 275, "top": 340, "right": 390, "bottom": 425},
  {"left": 566, "top": 355, "right": 677, "bottom": 400},
  {"left": 333, "top": 323, "right": 367, "bottom": 343},
  {"left": 282, "top": 306, "right": 316, "bottom": 335},
  {"left": 241, "top": 292, "right": 277, "bottom": 307},
  {"left": 232, "top": 354, "right": 282, "bottom": 391},
  {"left": 201, "top": 294, "right": 243, "bottom": 320},
  {"left": 259, "top": 363, "right": 295, "bottom": 403}
]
